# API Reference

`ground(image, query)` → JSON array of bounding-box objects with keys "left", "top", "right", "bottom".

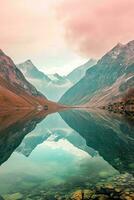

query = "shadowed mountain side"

[
  {"left": 0, "top": 108, "right": 58, "bottom": 166},
  {"left": 60, "top": 109, "right": 134, "bottom": 175},
  {"left": 66, "top": 59, "right": 97, "bottom": 84},
  {"left": 59, "top": 41, "right": 134, "bottom": 107}
]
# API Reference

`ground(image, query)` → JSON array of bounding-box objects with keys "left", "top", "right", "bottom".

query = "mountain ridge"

[
  {"left": 59, "top": 40, "right": 134, "bottom": 107},
  {"left": 0, "top": 50, "right": 60, "bottom": 110},
  {"left": 17, "top": 59, "right": 96, "bottom": 101}
]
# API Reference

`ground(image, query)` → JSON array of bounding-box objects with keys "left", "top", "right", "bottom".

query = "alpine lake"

[{"left": 0, "top": 108, "right": 134, "bottom": 200}]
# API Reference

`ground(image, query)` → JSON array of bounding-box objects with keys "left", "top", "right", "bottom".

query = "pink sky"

[
  {"left": 1, "top": 0, "right": 134, "bottom": 74},
  {"left": 58, "top": 0, "right": 134, "bottom": 58}
]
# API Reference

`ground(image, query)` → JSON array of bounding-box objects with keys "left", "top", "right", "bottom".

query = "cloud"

[
  {"left": 0, "top": 0, "right": 86, "bottom": 74},
  {"left": 57, "top": 0, "right": 134, "bottom": 58},
  {"left": 0, "top": 0, "right": 63, "bottom": 62},
  {"left": 1, "top": 0, "right": 134, "bottom": 73}
]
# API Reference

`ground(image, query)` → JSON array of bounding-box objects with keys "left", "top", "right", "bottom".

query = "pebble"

[{"left": 71, "top": 190, "right": 83, "bottom": 200}]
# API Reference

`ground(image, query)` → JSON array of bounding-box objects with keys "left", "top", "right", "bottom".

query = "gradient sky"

[{"left": 1, "top": 0, "right": 134, "bottom": 75}]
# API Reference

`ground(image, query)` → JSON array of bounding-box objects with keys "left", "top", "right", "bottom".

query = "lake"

[{"left": 0, "top": 109, "right": 134, "bottom": 200}]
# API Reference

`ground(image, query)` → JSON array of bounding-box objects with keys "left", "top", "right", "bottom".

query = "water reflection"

[
  {"left": 16, "top": 113, "right": 96, "bottom": 158},
  {"left": 0, "top": 109, "right": 133, "bottom": 199},
  {"left": 0, "top": 109, "right": 52, "bottom": 166},
  {"left": 60, "top": 109, "right": 134, "bottom": 175}
]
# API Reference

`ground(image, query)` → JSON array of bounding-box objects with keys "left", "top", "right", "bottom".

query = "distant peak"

[
  {"left": 54, "top": 73, "right": 59, "bottom": 76},
  {"left": 0, "top": 49, "right": 5, "bottom": 56},
  {"left": 54, "top": 73, "right": 63, "bottom": 79},
  {"left": 25, "top": 59, "right": 33, "bottom": 64},
  {"left": 89, "top": 58, "right": 96, "bottom": 61},
  {"left": 126, "top": 40, "right": 134, "bottom": 46},
  {"left": 113, "top": 42, "right": 124, "bottom": 50},
  {"left": 117, "top": 42, "right": 123, "bottom": 46},
  {"left": 106, "top": 42, "right": 124, "bottom": 56},
  {"left": 87, "top": 58, "right": 97, "bottom": 63}
]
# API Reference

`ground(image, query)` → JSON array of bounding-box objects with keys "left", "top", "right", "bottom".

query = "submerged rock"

[
  {"left": 4, "top": 193, "right": 23, "bottom": 200},
  {"left": 71, "top": 190, "right": 83, "bottom": 200},
  {"left": 0, "top": 196, "right": 5, "bottom": 200}
]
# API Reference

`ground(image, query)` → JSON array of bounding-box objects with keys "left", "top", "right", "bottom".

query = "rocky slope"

[
  {"left": 59, "top": 41, "right": 134, "bottom": 107},
  {"left": 17, "top": 59, "right": 96, "bottom": 101},
  {"left": 0, "top": 50, "right": 59, "bottom": 110},
  {"left": 103, "top": 88, "right": 134, "bottom": 117}
]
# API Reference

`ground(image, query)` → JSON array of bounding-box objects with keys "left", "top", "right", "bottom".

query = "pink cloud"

[
  {"left": 57, "top": 0, "right": 134, "bottom": 58},
  {"left": 0, "top": 0, "right": 62, "bottom": 63}
]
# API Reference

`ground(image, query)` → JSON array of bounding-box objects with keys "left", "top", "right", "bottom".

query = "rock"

[
  {"left": 124, "top": 192, "right": 130, "bottom": 195},
  {"left": 92, "top": 194, "right": 109, "bottom": 200},
  {"left": 121, "top": 195, "right": 133, "bottom": 200},
  {"left": 4, "top": 193, "right": 23, "bottom": 200},
  {"left": 0, "top": 196, "right": 5, "bottom": 200},
  {"left": 55, "top": 194, "right": 63, "bottom": 200},
  {"left": 71, "top": 190, "right": 83, "bottom": 200},
  {"left": 105, "top": 184, "right": 114, "bottom": 190},
  {"left": 115, "top": 188, "right": 122, "bottom": 193},
  {"left": 124, "top": 196, "right": 133, "bottom": 200},
  {"left": 83, "top": 190, "right": 94, "bottom": 199},
  {"left": 113, "top": 196, "right": 121, "bottom": 199},
  {"left": 130, "top": 193, "right": 134, "bottom": 198}
]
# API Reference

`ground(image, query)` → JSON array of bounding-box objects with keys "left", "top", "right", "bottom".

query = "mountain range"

[
  {"left": 59, "top": 41, "right": 134, "bottom": 108},
  {"left": 17, "top": 59, "right": 96, "bottom": 101},
  {"left": 0, "top": 50, "right": 59, "bottom": 110},
  {"left": 0, "top": 40, "right": 134, "bottom": 110}
]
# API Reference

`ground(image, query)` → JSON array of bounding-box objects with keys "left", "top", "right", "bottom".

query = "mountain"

[
  {"left": 59, "top": 41, "right": 134, "bottom": 107},
  {"left": 0, "top": 50, "right": 59, "bottom": 110},
  {"left": 17, "top": 59, "right": 96, "bottom": 101},
  {"left": 18, "top": 60, "right": 51, "bottom": 82},
  {"left": 17, "top": 60, "right": 73, "bottom": 101},
  {"left": 66, "top": 59, "right": 97, "bottom": 84}
]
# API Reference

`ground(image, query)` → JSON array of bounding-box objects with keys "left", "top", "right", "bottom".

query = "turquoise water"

[{"left": 0, "top": 110, "right": 134, "bottom": 199}]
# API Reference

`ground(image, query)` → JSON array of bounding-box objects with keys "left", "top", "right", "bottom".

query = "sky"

[{"left": 1, "top": 0, "right": 134, "bottom": 75}]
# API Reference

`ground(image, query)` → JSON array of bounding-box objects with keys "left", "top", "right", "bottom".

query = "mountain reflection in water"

[
  {"left": 60, "top": 109, "right": 134, "bottom": 175},
  {"left": 0, "top": 109, "right": 134, "bottom": 199}
]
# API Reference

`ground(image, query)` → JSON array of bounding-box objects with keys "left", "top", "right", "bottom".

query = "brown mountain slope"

[{"left": 0, "top": 50, "right": 61, "bottom": 110}]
